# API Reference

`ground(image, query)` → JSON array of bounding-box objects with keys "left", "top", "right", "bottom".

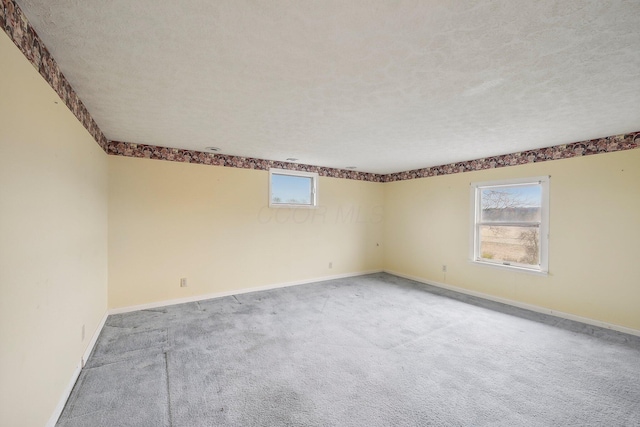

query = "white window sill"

[
  {"left": 469, "top": 259, "right": 549, "bottom": 276},
  {"left": 269, "top": 203, "right": 318, "bottom": 209}
]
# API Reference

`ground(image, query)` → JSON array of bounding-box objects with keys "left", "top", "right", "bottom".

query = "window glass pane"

[
  {"left": 480, "top": 185, "right": 541, "bottom": 222},
  {"left": 479, "top": 225, "right": 540, "bottom": 266},
  {"left": 271, "top": 174, "right": 312, "bottom": 205}
]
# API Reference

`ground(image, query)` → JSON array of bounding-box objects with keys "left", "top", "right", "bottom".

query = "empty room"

[{"left": 2, "top": 1, "right": 640, "bottom": 426}]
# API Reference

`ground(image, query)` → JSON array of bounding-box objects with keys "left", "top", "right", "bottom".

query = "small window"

[
  {"left": 470, "top": 176, "right": 549, "bottom": 273},
  {"left": 269, "top": 169, "right": 318, "bottom": 208}
]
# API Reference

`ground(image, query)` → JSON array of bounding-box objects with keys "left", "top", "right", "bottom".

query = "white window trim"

[
  {"left": 269, "top": 168, "right": 318, "bottom": 208},
  {"left": 469, "top": 176, "right": 550, "bottom": 274}
]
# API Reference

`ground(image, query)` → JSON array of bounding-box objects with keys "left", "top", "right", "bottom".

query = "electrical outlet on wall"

[
  {"left": 81, "top": 324, "right": 85, "bottom": 341},
  {"left": 180, "top": 278, "right": 188, "bottom": 287},
  {"left": 329, "top": 262, "right": 333, "bottom": 269},
  {"left": 442, "top": 265, "right": 447, "bottom": 273}
]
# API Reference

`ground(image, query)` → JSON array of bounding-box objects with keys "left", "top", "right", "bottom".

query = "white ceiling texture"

[{"left": 16, "top": 1, "right": 640, "bottom": 174}]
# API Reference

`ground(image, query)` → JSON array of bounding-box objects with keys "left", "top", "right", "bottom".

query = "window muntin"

[
  {"left": 269, "top": 169, "right": 318, "bottom": 208},
  {"left": 471, "top": 177, "right": 549, "bottom": 273}
]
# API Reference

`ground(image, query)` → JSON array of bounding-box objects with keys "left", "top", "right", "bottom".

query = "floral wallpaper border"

[
  {"left": 2, "top": 0, "right": 639, "bottom": 183},
  {"left": 382, "top": 131, "right": 640, "bottom": 182},
  {"left": 107, "top": 141, "right": 384, "bottom": 182},
  {"left": 0, "top": 0, "right": 108, "bottom": 150},
  {"left": 108, "top": 132, "right": 639, "bottom": 182}
]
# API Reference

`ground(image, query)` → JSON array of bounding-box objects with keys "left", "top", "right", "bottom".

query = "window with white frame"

[
  {"left": 470, "top": 176, "right": 549, "bottom": 273},
  {"left": 269, "top": 169, "right": 318, "bottom": 208}
]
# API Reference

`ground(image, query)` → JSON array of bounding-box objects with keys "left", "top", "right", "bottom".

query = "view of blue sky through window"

[
  {"left": 480, "top": 184, "right": 542, "bottom": 210},
  {"left": 480, "top": 184, "right": 542, "bottom": 223},
  {"left": 271, "top": 173, "right": 313, "bottom": 205},
  {"left": 481, "top": 185, "right": 541, "bottom": 208}
]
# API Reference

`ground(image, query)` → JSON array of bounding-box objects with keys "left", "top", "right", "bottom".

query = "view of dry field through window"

[{"left": 479, "top": 222, "right": 540, "bottom": 266}]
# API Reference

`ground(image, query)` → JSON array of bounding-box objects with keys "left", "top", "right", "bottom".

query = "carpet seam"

[
  {"left": 86, "top": 348, "right": 168, "bottom": 369},
  {"left": 165, "top": 351, "right": 173, "bottom": 427}
]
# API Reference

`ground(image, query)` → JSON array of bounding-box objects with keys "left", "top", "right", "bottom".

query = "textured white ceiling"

[{"left": 16, "top": 0, "right": 640, "bottom": 174}]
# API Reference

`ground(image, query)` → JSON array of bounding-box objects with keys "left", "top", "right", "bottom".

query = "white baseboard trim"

[
  {"left": 45, "top": 362, "right": 82, "bottom": 427},
  {"left": 109, "top": 270, "right": 383, "bottom": 315},
  {"left": 82, "top": 311, "right": 108, "bottom": 367},
  {"left": 46, "top": 310, "right": 109, "bottom": 427},
  {"left": 384, "top": 270, "right": 640, "bottom": 338}
]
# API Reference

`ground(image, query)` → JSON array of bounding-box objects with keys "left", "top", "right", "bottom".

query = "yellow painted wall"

[
  {"left": 384, "top": 149, "right": 640, "bottom": 330},
  {"left": 0, "top": 32, "right": 108, "bottom": 427},
  {"left": 108, "top": 156, "right": 384, "bottom": 308}
]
